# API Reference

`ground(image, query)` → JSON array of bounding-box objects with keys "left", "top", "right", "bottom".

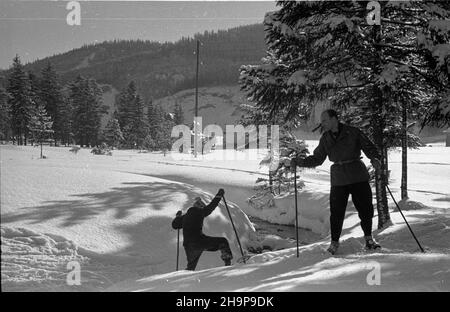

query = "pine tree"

[
  {"left": 102, "top": 118, "right": 124, "bottom": 148},
  {"left": 0, "top": 87, "right": 11, "bottom": 141},
  {"left": 173, "top": 100, "right": 184, "bottom": 125},
  {"left": 7, "top": 55, "right": 34, "bottom": 145},
  {"left": 28, "top": 71, "right": 41, "bottom": 107},
  {"left": 117, "top": 81, "right": 137, "bottom": 145},
  {"left": 239, "top": 102, "right": 307, "bottom": 194},
  {"left": 39, "top": 62, "right": 66, "bottom": 145},
  {"left": 153, "top": 113, "right": 175, "bottom": 155},
  {"left": 69, "top": 76, "right": 85, "bottom": 146},
  {"left": 147, "top": 100, "right": 164, "bottom": 136},
  {"left": 133, "top": 94, "right": 149, "bottom": 148},
  {"left": 86, "top": 78, "right": 103, "bottom": 146},
  {"left": 330, "top": 2, "right": 449, "bottom": 205},
  {"left": 28, "top": 103, "right": 54, "bottom": 158},
  {"left": 147, "top": 101, "right": 165, "bottom": 140},
  {"left": 57, "top": 96, "right": 73, "bottom": 146},
  {"left": 144, "top": 102, "right": 174, "bottom": 153},
  {"left": 240, "top": 1, "right": 450, "bottom": 229},
  {"left": 142, "top": 134, "right": 156, "bottom": 151},
  {"left": 116, "top": 81, "right": 149, "bottom": 148},
  {"left": 27, "top": 71, "right": 41, "bottom": 141},
  {"left": 69, "top": 75, "right": 103, "bottom": 147}
]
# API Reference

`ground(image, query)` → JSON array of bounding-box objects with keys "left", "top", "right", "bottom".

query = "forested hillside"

[{"left": 16, "top": 24, "right": 267, "bottom": 100}]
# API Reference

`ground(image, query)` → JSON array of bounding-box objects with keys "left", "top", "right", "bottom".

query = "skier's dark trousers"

[
  {"left": 290, "top": 109, "right": 382, "bottom": 254},
  {"left": 172, "top": 189, "right": 233, "bottom": 270}
]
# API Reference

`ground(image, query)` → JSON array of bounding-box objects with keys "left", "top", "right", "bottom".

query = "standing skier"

[
  {"left": 172, "top": 188, "right": 233, "bottom": 270},
  {"left": 289, "top": 109, "right": 382, "bottom": 254}
]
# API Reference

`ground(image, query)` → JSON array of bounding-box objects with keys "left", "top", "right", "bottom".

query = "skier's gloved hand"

[
  {"left": 217, "top": 188, "right": 225, "bottom": 197},
  {"left": 176, "top": 210, "right": 182, "bottom": 217},
  {"left": 294, "top": 157, "right": 306, "bottom": 168}
]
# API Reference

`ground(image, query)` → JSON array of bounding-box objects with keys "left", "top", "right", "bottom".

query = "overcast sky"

[{"left": 0, "top": 1, "right": 277, "bottom": 70}]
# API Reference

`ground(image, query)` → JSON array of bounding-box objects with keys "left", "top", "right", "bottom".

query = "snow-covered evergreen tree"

[
  {"left": 102, "top": 118, "right": 124, "bottom": 148},
  {"left": 117, "top": 82, "right": 149, "bottom": 148},
  {"left": 69, "top": 75, "right": 103, "bottom": 147},
  {"left": 131, "top": 94, "right": 149, "bottom": 148},
  {"left": 39, "top": 62, "right": 67, "bottom": 145},
  {"left": 240, "top": 1, "right": 450, "bottom": 229},
  {"left": 28, "top": 71, "right": 41, "bottom": 108},
  {"left": 138, "top": 99, "right": 174, "bottom": 153},
  {"left": 117, "top": 81, "right": 137, "bottom": 130},
  {"left": 147, "top": 101, "right": 164, "bottom": 136},
  {"left": 239, "top": 101, "right": 309, "bottom": 196},
  {"left": 173, "top": 100, "right": 184, "bottom": 125},
  {"left": 57, "top": 95, "right": 73, "bottom": 146},
  {"left": 142, "top": 134, "right": 156, "bottom": 151},
  {"left": 7, "top": 55, "right": 34, "bottom": 145},
  {"left": 0, "top": 87, "right": 11, "bottom": 141},
  {"left": 159, "top": 113, "right": 175, "bottom": 156},
  {"left": 28, "top": 103, "right": 53, "bottom": 158},
  {"left": 147, "top": 101, "right": 171, "bottom": 149}
]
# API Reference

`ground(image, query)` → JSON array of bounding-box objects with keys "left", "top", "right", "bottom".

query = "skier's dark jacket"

[
  {"left": 181, "top": 195, "right": 222, "bottom": 246},
  {"left": 295, "top": 123, "right": 380, "bottom": 186}
]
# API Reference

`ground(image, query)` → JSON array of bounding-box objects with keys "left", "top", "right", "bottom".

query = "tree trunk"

[
  {"left": 372, "top": 96, "right": 390, "bottom": 229},
  {"left": 40, "top": 142, "right": 43, "bottom": 159},
  {"left": 372, "top": 25, "right": 391, "bottom": 229},
  {"left": 374, "top": 126, "right": 390, "bottom": 229},
  {"left": 383, "top": 147, "right": 389, "bottom": 184},
  {"left": 18, "top": 130, "right": 22, "bottom": 145},
  {"left": 401, "top": 102, "right": 408, "bottom": 200},
  {"left": 269, "top": 171, "right": 273, "bottom": 194}
]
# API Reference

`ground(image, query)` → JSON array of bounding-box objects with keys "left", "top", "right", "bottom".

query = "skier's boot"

[
  {"left": 365, "top": 236, "right": 381, "bottom": 250},
  {"left": 327, "top": 241, "right": 339, "bottom": 255}
]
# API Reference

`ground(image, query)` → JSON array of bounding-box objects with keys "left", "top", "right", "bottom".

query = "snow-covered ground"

[{"left": 1, "top": 142, "right": 449, "bottom": 291}]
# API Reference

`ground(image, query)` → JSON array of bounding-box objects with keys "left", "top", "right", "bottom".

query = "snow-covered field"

[{"left": 1, "top": 142, "right": 449, "bottom": 291}]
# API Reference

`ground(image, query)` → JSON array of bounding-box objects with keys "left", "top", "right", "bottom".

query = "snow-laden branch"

[
  {"left": 381, "top": 18, "right": 423, "bottom": 27},
  {"left": 374, "top": 43, "right": 416, "bottom": 52}
]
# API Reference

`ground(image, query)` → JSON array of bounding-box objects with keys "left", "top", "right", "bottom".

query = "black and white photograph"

[{"left": 0, "top": 0, "right": 449, "bottom": 295}]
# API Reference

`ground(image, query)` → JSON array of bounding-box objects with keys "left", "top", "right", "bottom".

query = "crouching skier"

[{"left": 171, "top": 188, "right": 233, "bottom": 270}]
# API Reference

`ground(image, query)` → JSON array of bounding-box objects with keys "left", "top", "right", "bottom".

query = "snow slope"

[
  {"left": 1, "top": 142, "right": 449, "bottom": 291},
  {"left": 1, "top": 145, "right": 261, "bottom": 290},
  {"left": 107, "top": 199, "right": 450, "bottom": 292}
]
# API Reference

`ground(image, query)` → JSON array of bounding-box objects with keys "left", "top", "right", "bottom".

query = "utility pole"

[{"left": 194, "top": 40, "right": 200, "bottom": 158}]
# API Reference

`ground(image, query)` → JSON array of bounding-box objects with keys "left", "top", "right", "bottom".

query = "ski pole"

[
  {"left": 222, "top": 195, "right": 246, "bottom": 263},
  {"left": 294, "top": 166, "right": 299, "bottom": 258},
  {"left": 386, "top": 184, "right": 425, "bottom": 253},
  {"left": 176, "top": 228, "right": 180, "bottom": 271}
]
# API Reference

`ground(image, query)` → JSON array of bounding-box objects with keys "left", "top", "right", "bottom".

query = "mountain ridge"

[{"left": 4, "top": 24, "right": 267, "bottom": 102}]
